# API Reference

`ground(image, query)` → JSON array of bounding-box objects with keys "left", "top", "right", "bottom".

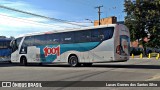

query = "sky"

[{"left": 0, "top": 0, "right": 125, "bottom": 38}]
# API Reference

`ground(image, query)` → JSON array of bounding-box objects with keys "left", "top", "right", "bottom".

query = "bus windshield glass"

[{"left": 10, "top": 38, "right": 22, "bottom": 52}]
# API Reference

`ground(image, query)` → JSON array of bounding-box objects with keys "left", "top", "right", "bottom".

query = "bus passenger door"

[
  {"left": 11, "top": 50, "right": 19, "bottom": 62},
  {"left": 11, "top": 40, "right": 19, "bottom": 62}
]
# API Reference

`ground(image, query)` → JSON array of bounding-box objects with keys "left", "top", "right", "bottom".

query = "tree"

[{"left": 124, "top": 0, "right": 160, "bottom": 50}]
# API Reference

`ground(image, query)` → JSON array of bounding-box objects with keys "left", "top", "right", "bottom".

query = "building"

[
  {"left": 94, "top": 16, "right": 125, "bottom": 26},
  {"left": 94, "top": 16, "right": 117, "bottom": 26}
]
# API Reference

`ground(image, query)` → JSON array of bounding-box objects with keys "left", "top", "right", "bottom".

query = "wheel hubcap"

[{"left": 70, "top": 57, "right": 77, "bottom": 66}]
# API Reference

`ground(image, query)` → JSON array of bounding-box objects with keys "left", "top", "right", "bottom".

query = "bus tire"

[
  {"left": 83, "top": 63, "right": 93, "bottom": 67},
  {"left": 39, "top": 63, "right": 43, "bottom": 66},
  {"left": 20, "top": 56, "right": 27, "bottom": 66},
  {"left": 8, "top": 61, "right": 12, "bottom": 63},
  {"left": 68, "top": 55, "right": 80, "bottom": 67}
]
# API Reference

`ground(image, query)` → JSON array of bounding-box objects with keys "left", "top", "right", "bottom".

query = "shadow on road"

[
  {"left": 93, "top": 64, "right": 160, "bottom": 69},
  {"left": 1, "top": 62, "right": 160, "bottom": 69},
  {"left": 0, "top": 62, "right": 70, "bottom": 67}
]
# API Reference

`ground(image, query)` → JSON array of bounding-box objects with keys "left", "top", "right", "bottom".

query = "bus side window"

[
  {"left": 22, "top": 36, "right": 34, "bottom": 46},
  {"left": 75, "top": 30, "right": 91, "bottom": 43},
  {"left": 45, "top": 33, "right": 61, "bottom": 45},
  {"left": 22, "top": 37, "right": 29, "bottom": 47},
  {"left": 61, "top": 32, "right": 74, "bottom": 44},
  {"left": 47, "top": 33, "right": 60, "bottom": 45},
  {"left": 0, "top": 42, "right": 2, "bottom": 48},
  {"left": 91, "top": 29, "right": 100, "bottom": 42},
  {"left": 47, "top": 34, "right": 52, "bottom": 45},
  {"left": 34, "top": 35, "right": 46, "bottom": 46},
  {"left": 102, "top": 27, "right": 114, "bottom": 40},
  {"left": 99, "top": 28, "right": 105, "bottom": 41},
  {"left": 35, "top": 35, "right": 40, "bottom": 46}
]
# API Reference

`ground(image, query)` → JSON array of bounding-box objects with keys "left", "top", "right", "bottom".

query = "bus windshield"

[{"left": 10, "top": 38, "right": 22, "bottom": 52}]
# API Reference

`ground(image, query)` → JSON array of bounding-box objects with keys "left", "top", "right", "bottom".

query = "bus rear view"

[{"left": 115, "top": 24, "right": 130, "bottom": 61}]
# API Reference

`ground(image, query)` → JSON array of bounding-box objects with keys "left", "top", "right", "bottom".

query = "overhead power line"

[
  {"left": 0, "top": 14, "right": 70, "bottom": 29},
  {"left": 0, "top": 5, "right": 87, "bottom": 27}
]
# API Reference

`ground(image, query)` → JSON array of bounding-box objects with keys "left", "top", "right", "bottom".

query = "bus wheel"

[
  {"left": 8, "top": 61, "right": 12, "bottom": 63},
  {"left": 21, "top": 57, "right": 27, "bottom": 66},
  {"left": 83, "top": 63, "right": 93, "bottom": 67},
  {"left": 39, "top": 63, "right": 43, "bottom": 66},
  {"left": 68, "top": 55, "right": 80, "bottom": 67}
]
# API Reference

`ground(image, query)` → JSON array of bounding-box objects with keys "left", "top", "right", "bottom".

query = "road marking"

[{"left": 146, "top": 74, "right": 160, "bottom": 81}]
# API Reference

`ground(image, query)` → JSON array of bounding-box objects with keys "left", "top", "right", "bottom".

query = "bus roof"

[
  {"left": 0, "top": 38, "right": 12, "bottom": 42},
  {"left": 16, "top": 24, "right": 121, "bottom": 38}
]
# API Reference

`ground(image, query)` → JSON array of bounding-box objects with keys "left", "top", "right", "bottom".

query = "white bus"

[{"left": 10, "top": 24, "right": 130, "bottom": 67}]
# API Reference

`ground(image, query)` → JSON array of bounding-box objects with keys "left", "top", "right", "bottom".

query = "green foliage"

[{"left": 124, "top": 0, "right": 160, "bottom": 47}]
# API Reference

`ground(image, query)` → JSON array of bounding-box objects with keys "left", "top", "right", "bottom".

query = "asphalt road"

[{"left": 0, "top": 58, "right": 160, "bottom": 90}]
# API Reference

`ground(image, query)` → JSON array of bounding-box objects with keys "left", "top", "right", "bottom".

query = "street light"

[{"left": 85, "top": 19, "right": 93, "bottom": 23}]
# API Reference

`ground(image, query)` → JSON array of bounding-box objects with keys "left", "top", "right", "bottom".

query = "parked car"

[{"left": 130, "top": 47, "right": 143, "bottom": 55}]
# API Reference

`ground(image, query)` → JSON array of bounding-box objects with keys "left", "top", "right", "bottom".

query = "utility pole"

[{"left": 95, "top": 5, "right": 103, "bottom": 25}]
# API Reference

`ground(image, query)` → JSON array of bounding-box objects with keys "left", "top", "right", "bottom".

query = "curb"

[{"left": 130, "top": 58, "right": 159, "bottom": 60}]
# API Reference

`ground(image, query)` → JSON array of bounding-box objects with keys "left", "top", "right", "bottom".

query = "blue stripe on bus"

[
  {"left": 0, "top": 49, "right": 11, "bottom": 56},
  {"left": 36, "top": 42, "right": 100, "bottom": 62}
]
